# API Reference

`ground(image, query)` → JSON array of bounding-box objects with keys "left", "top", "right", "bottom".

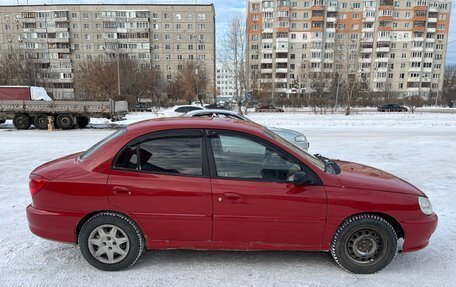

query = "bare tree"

[
  {"left": 167, "top": 61, "right": 209, "bottom": 104},
  {"left": 442, "top": 64, "right": 456, "bottom": 107},
  {"left": 74, "top": 58, "right": 164, "bottom": 104},
  {"left": 0, "top": 48, "right": 41, "bottom": 86},
  {"left": 218, "top": 15, "right": 247, "bottom": 113}
]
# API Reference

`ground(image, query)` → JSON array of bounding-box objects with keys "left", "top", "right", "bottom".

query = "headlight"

[
  {"left": 294, "top": 135, "right": 307, "bottom": 142},
  {"left": 418, "top": 197, "right": 433, "bottom": 215}
]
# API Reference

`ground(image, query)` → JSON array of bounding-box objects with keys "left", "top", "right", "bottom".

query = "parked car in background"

[
  {"left": 131, "top": 103, "right": 151, "bottom": 112},
  {"left": 157, "top": 105, "right": 204, "bottom": 117},
  {"left": 377, "top": 104, "right": 408, "bottom": 112},
  {"left": 26, "top": 118, "right": 437, "bottom": 273},
  {"left": 255, "top": 104, "right": 284, "bottom": 112},
  {"left": 184, "top": 109, "right": 310, "bottom": 151},
  {"left": 204, "top": 103, "right": 229, "bottom": 110}
]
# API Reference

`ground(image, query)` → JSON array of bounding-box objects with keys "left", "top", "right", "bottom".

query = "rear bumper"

[
  {"left": 26, "top": 204, "right": 83, "bottom": 244},
  {"left": 402, "top": 213, "right": 438, "bottom": 252}
]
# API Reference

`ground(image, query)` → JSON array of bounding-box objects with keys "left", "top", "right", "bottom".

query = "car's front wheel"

[
  {"left": 79, "top": 212, "right": 144, "bottom": 271},
  {"left": 330, "top": 214, "right": 398, "bottom": 274}
]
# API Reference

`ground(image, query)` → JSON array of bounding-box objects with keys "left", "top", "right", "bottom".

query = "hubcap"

[
  {"left": 346, "top": 228, "right": 386, "bottom": 264},
  {"left": 88, "top": 224, "right": 130, "bottom": 264}
]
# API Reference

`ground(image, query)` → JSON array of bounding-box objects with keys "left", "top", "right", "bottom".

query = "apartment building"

[
  {"left": 246, "top": 0, "right": 451, "bottom": 98},
  {"left": 0, "top": 4, "right": 215, "bottom": 100},
  {"left": 216, "top": 62, "right": 240, "bottom": 100}
]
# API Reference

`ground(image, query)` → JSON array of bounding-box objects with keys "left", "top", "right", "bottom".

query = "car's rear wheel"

[
  {"left": 79, "top": 212, "right": 144, "bottom": 271},
  {"left": 330, "top": 214, "right": 397, "bottom": 274}
]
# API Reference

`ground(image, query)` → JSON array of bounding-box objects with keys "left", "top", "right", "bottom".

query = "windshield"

[
  {"left": 79, "top": 128, "right": 126, "bottom": 161},
  {"left": 264, "top": 128, "right": 326, "bottom": 171}
]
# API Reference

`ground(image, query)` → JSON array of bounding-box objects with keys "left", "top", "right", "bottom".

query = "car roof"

[{"left": 126, "top": 117, "right": 262, "bottom": 135}]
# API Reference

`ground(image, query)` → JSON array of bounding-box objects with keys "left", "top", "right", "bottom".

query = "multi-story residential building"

[
  {"left": 0, "top": 3, "right": 215, "bottom": 100},
  {"left": 246, "top": 0, "right": 451, "bottom": 99},
  {"left": 216, "top": 62, "right": 239, "bottom": 100}
]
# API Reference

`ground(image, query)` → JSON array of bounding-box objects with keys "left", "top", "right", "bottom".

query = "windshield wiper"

[{"left": 314, "top": 154, "right": 341, "bottom": 174}]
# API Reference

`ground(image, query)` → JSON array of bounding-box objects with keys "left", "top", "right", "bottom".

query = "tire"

[
  {"left": 76, "top": 116, "right": 90, "bottom": 129},
  {"left": 330, "top": 214, "right": 397, "bottom": 274},
  {"left": 78, "top": 212, "right": 144, "bottom": 271},
  {"left": 33, "top": 114, "right": 49, "bottom": 130},
  {"left": 13, "top": 113, "right": 31, "bottom": 130},
  {"left": 56, "top": 113, "right": 74, "bottom": 130}
]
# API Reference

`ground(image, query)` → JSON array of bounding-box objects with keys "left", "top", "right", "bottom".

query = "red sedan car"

[{"left": 26, "top": 118, "right": 437, "bottom": 273}]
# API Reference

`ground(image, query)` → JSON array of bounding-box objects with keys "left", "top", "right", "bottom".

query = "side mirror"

[{"left": 292, "top": 171, "right": 310, "bottom": 186}]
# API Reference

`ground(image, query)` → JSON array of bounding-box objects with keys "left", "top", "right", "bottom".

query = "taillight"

[{"left": 29, "top": 174, "right": 49, "bottom": 195}]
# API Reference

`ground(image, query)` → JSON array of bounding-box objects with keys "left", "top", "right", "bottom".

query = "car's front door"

[
  {"left": 107, "top": 130, "right": 212, "bottom": 242},
  {"left": 207, "top": 130, "right": 327, "bottom": 247}
]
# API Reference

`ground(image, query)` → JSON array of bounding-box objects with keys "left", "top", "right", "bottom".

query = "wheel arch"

[
  {"left": 336, "top": 212, "right": 405, "bottom": 240},
  {"left": 75, "top": 210, "right": 146, "bottom": 245}
]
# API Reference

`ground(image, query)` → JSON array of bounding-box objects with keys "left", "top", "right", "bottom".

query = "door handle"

[
  {"left": 113, "top": 186, "right": 131, "bottom": 195},
  {"left": 223, "top": 192, "right": 241, "bottom": 200}
]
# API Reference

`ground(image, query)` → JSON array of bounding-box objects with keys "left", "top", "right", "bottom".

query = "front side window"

[
  {"left": 115, "top": 136, "right": 203, "bottom": 176},
  {"left": 210, "top": 132, "right": 301, "bottom": 181}
]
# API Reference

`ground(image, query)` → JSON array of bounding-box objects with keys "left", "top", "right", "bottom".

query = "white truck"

[{"left": 0, "top": 86, "right": 128, "bottom": 130}]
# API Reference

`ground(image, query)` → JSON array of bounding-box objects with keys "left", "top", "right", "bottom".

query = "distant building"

[
  {"left": 0, "top": 3, "right": 216, "bottom": 100},
  {"left": 216, "top": 62, "right": 239, "bottom": 102},
  {"left": 246, "top": 0, "right": 452, "bottom": 99}
]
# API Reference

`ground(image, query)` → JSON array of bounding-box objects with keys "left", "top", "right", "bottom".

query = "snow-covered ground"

[{"left": 0, "top": 112, "right": 455, "bottom": 286}]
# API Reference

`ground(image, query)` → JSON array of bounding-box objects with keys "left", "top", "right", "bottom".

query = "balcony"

[
  {"left": 428, "top": 17, "right": 437, "bottom": 23},
  {"left": 408, "top": 77, "right": 420, "bottom": 82},
  {"left": 376, "top": 67, "right": 388, "bottom": 72},
  {"left": 413, "top": 37, "right": 424, "bottom": 42},
  {"left": 429, "top": 7, "right": 438, "bottom": 13},
  {"left": 261, "top": 69, "right": 272, "bottom": 73},
  {"left": 378, "top": 15, "right": 393, "bottom": 21},
  {"left": 363, "top": 16, "right": 376, "bottom": 22},
  {"left": 373, "top": 77, "right": 387, "bottom": 82},
  {"left": 409, "top": 67, "right": 421, "bottom": 72},
  {"left": 362, "top": 48, "right": 373, "bottom": 53},
  {"left": 427, "top": 27, "right": 436, "bottom": 33},
  {"left": 311, "top": 5, "right": 325, "bottom": 11},
  {"left": 327, "top": 6, "right": 338, "bottom": 12},
  {"left": 410, "top": 57, "right": 423, "bottom": 62},
  {"left": 426, "top": 38, "right": 436, "bottom": 43},
  {"left": 275, "top": 58, "right": 288, "bottom": 63},
  {"left": 260, "top": 78, "right": 273, "bottom": 83},
  {"left": 326, "top": 17, "right": 337, "bottom": 23},
  {"left": 326, "top": 27, "right": 336, "bottom": 33},
  {"left": 360, "top": 58, "right": 372, "bottom": 63},
  {"left": 310, "top": 58, "right": 321, "bottom": 63},
  {"left": 47, "top": 38, "right": 69, "bottom": 43},
  {"left": 363, "top": 27, "right": 374, "bottom": 32},
  {"left": 377, "top": 37, "right": 391, "bottom": 42},
  {"left": 261, "top": 58, "right": 273, "bottom": 64},
  {"left": 411, "top": 46, "right": 423, "bottom": 52},
  {"left": 276, "top": 68, "right": 288, "bottom": 73},
  {"left": 425, "top": 47, "right": 435, "bottom": 53},
  {"left": 325, "top": 38, "right": 335, "bottom": 43},
  {"left": 274, "top": 78, "right": 288, "bottom": 83},
  {"left": 375, "top": 58, "right": 389, "bottom": 62},
  {"left": 423, "top": 67, "right": 433, "bottom": 73}
]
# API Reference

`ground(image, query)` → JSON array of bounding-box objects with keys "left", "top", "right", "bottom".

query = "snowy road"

[{"left": 0, "top": 112, "right": 455, "bottom": 286}]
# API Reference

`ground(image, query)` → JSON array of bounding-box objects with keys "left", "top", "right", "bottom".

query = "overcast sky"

[{"left": 1, "top": 0, "right": 455, "bottom": 63}]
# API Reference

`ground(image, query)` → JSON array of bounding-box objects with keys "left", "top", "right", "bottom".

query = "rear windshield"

[{"left": 79, "top": 128, "right": 126, "bottom": 161}]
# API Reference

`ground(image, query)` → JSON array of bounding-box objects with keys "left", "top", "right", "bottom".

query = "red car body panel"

[{"left": 26, "top": 117, "right": 438, "bottom": 254}]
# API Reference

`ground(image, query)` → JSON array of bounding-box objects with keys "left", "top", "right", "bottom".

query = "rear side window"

[
  {"left": 114, "top": 136, "right": 203, "bottom": 176},
  {"left": 79, "top": 128, "right": 126, "bottom": 160}
]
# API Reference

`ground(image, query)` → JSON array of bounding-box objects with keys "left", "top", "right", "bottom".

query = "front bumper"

[
  {"left": 402, "top": 213, "right": 438, "bottom": 252},
  {"left": 26, "top": 204, "right": 83, "bottom": 244}
]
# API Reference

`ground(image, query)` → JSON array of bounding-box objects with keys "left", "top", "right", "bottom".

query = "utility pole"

[{"left": 334, "top": 74, "right": 340, "bottom": 110}]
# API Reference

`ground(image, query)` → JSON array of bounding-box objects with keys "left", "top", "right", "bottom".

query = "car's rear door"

[
  {"left": 107, "top": 129, "right": 212, "bottom": 242},
  {"left": 207, "top": 130, "right": 327, "bottom": 247}
]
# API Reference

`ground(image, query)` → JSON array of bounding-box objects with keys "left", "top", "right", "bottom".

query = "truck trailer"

[{"left": 0, "top": 86, "right": 128, "bottom": 130}]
